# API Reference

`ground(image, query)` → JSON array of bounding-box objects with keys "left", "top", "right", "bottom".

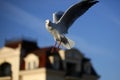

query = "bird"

[{"left": 45, "top": 0, "right": 99, "bottom": 52}]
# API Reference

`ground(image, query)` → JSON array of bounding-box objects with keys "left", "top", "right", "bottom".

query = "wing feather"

[{"left": 57, "top": 0, "right": 99, "bottom": 33}]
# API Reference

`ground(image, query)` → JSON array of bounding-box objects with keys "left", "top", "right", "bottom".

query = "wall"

[
  {"left": 19, "top": 68, "right": 46, "bottom": 80},
  {"left": 0, "top": 46, "right": 20, "bottom": 80}
]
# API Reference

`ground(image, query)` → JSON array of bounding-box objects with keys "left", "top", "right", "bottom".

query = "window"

[
  {"left": 27, "top": 61, "right": 38, "bottom": 70},
  {"left": 53, "top": 56, "right": 60, "bottom": 70},
  {"left": 33, "top": 61, "right": 37, "bottom": 69},
  {"left": 24, "top": 53, "right": 39, "bottom": 70},
  {"left": 0, "top": 62, "right": 12, "bottom": 77},
  {"left": 28, "top": 62, "right": 31, "bottom": 70},
  {"left": 66, "top": 62, "right": 76, "bottom": 75},
  {"left": 84, "top": 63, "right": 91, "bottom": 74}
]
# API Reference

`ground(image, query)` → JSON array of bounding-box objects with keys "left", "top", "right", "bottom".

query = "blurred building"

[{"left": 0, "top": 39, "right": 100, "bottom": 80}]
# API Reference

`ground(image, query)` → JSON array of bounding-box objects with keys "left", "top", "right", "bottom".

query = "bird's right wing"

[{"left": 56, "top": 0, "right": 99, "bottom": 34}]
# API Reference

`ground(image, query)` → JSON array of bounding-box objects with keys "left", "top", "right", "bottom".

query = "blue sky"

[{"left": 0, "top": 0, "right": 120, "bottom": 80}]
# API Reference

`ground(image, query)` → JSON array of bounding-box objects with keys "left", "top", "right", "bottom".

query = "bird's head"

[
  {"left": 45, "top": 19, "right": 51, "bottom": 26},
  {"left": 45, "top": 19, "right": 53, "bottom": 30}
]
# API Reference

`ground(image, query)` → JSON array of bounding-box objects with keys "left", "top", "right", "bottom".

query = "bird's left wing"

[
  {"left": 56, "top": 0, "right": 99, "bottom": 34},
  {"left": 53, "top": 11, "right": 64, "bottom": 23}
]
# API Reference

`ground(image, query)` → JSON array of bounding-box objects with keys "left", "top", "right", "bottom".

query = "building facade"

[{"left": 0, "top": 39, "right": 99, "bottom": 80}]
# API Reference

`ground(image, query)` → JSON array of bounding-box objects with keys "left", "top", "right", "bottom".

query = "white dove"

[{"left": 45, "top": 0, "right": 99, "bottom": 51}]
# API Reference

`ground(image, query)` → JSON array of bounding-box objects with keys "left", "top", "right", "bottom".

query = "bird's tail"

[{"left": 57, "top": 36, "right": 75, "bottom": 49}]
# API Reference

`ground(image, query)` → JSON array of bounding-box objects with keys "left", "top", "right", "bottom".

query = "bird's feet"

[{"left": 51, "top": 41, "right": 61, "bottom": 53}]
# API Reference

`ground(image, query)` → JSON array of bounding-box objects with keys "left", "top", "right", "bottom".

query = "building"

[{"left": 0, "top": 39, "right": 100, "bottom": 80}]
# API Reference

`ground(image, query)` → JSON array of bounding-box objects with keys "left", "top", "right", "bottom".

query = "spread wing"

[{"left": 56, "top": 0, "right": 99, "bottom": 34}]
